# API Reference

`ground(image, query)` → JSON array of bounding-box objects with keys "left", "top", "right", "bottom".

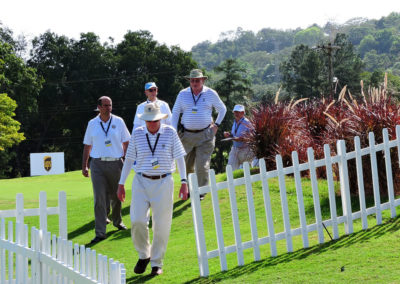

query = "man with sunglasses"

[
  {"left": 117, "top": 102, "right": 188, "bottom": 276},
  {"left": 132, "top": 82, "right": 172, "bottom": 131},
  {"left": 172, "top": 69, "right": 226, "bottom": 200}
]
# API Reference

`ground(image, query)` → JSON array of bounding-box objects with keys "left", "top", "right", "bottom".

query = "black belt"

[
  {"left": 184, "top": 124, "right": 210, "bottom": 133},
  {"left": 140, "top": 173, "right": 169, "bottom": 180}
]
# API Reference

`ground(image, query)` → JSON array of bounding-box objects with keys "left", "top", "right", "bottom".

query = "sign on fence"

[{"left": 30, "top": 152, "right": 65, "bottom": 176}]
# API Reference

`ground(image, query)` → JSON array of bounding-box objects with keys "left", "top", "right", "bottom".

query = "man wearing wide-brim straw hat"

[
  {"left": 117, "top": 102, "right": 188, "bottom": 276},
  {"left": 172, "top": 69, "right": 227, "bottom": 200}
]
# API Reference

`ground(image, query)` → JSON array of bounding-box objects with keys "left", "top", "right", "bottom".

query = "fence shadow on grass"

[{"left": 182, "top": 215, "right": 400, "bottom": 283}]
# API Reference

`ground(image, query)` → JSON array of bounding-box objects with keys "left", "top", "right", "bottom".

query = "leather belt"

[
  {"left": 140, "top": 173, "right": 170, "bottom": 180},
  {"left": 93, "top": 157, "right": 121, "bottom": 161},
  {"left": 184, "top": 124, "right": 210, "bottom": 133}
]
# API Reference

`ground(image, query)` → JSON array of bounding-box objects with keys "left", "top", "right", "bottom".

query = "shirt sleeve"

[
  {"left": 163, "top": 102, "right": 173, "bottom": 126},
  {"left": 171, "top": 128, "right": 186, "bottom": 159},
  {"left": 119, "top": 157, "right": 134, "bottom": 185},
  {"left": 171, "top": 94, "right": 182, "bottom": 130},
  {"left": 213, "top": 91, "right": 227, "bottom": 125},
  {"left": 83, "top": 122, "right": 92, "bottom": 145},
  {"left": 133, "top": 104, "right": 142, "bottom": 131},
  {"left": 125, "top": 131, "right": 137, "bottom": 161},
  {"left": 120, "top": 119, "right": 131, "bottom": 142}
]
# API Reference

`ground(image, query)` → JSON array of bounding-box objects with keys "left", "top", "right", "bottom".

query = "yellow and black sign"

[{"left": 44, "top": 156, "right": 52, "bottom": 171}]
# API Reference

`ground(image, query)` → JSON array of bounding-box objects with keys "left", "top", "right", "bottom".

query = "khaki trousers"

[
  {"left": 227, "top": 146, "right": 254, "bottom": 171},
  {"left": 130, "top": 174, "right": 174, "bottom": 268},
  {"left": 180, "top": 127, "right": 215, "bottom": 187},
  {"left": 90, "top": 159, "right": 123, "bottom": 238}
]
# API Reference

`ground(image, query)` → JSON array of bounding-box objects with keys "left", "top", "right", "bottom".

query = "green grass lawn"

[{"left": 1, "top": 170, "right": 400, "bottom": 283}]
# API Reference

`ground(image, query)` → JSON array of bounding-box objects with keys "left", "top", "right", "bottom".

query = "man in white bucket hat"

[
  {"left": 223, "top": 104, "right": 253, "bottom": 170},
  {"left": 117, "top": 102, "right": 188, "bottom": 276}
]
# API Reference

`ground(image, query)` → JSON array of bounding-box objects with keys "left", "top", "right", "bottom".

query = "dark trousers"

[{"left": 90, "top": 159, "right": 123, "bottom": 238}]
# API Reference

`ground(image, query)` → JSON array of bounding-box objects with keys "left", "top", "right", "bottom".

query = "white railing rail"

[
  {"left": 189, "top": 126, "right": 400, "bottom": 277},
  {"left": 0, "top": 219, "right": 126, "bottom": 284},
  {"left": 0, "top": 191, "right": 67, "bottom": 240}
]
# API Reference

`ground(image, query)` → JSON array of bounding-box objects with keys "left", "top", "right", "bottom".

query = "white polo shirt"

[
  {"left": 133, "top": 99, "right": 172, "bottom": 131},
  {"left": 171, "top": 86, "right": 227, "bottom": 130},
  {"left": 125, "top": 124, "right": 186, "bottom": 175},
  {"left": 83, "top": 114, "right": 130, "bottom": 158}
]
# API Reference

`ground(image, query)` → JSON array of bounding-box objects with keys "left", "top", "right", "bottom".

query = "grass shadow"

[{"left": 182, "top": 215, "right": 400, "bottom": 283}]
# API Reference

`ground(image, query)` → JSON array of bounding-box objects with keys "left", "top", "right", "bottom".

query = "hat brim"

[
  {"left": 185, "top": 75, "right": 208, "bottom": 80},
  {"left": 138, "top": 113, "right": 168, "bottom": 121}
]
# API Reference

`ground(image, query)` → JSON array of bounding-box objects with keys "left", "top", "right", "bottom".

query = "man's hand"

[
  {"left": 117, "top": 184, "right": 126, "bottom": 202},
  {"left": 179, "top": 183, "right": 189, "bottom": 200},
  {"left": 82, "top": 166, "right": 89, "bottom": 177},
  {"left": 223, "top": 131, "right": 230, "bottom": 138},
  {"left": 211, "top": 124, "right": 218, "bottom": 135}
]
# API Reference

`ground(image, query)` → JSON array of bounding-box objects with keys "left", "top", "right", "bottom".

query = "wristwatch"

[{"left": 215, "top": 123, "right": 220, "bottom": 127}]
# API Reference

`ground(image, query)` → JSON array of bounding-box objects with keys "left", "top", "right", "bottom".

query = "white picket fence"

[
  {"left": 0, "top": 219, "right": 126, "bottom": 283},
  {"left": 0, "top": 191, "right": 67, "bottom": 240},
  {"left": 0, "top": 192, "right": 126, "bottom": 283},
  {"left": 189, "top": 126, "right": 400, "bottom": 277}
]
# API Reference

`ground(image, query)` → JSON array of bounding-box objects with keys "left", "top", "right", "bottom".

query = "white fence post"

[
  {"left": 209, "top": 169, "right": 228, "bottom": 271},
  {"left": 259, "top": 158, "right": 277, "bottom": 256},
  {"left": 337, "top": 140, "right": 354, "bottom": 234},
  {"left": 276, "top": 155, "right": 293, "bottom": 252},
  {"left": 189, "top": 173, "right": 209, "bottom": 277},
  {"left": 307, "top": 148, "right": 324, "bottom": 244},
  {"left": 39, "top": 191, "right": 48, "bottom": 233},
  {"left": 369, "top": 132, "right": 382, "bottom": 225},
  {"left": 1, "top": 219, "right": 5, "bottom": 284},
  {"left": 226, "top": 165, "right": 244, "bottom": 266},
  {"left": 354, "top": 136, "right": 368, "bottom": 230},
  {"left": 383, "top": 128, "right": 396, "bottom": 218},
  {"left": 323, "top": 144, "right": 339, "bottom": 239},
  {"left": 16, "top": 194, "right": 24, "bottom": 225},
  {"left": 243, "top": 162, "right": 261, "bottom": 260},
  {"left": 59, "top": 191, "right": 68, "bottom": 239}
]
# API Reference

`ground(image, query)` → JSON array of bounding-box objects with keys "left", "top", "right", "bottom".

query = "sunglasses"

[
  {"left": 190, "top": 79, "right": 202, "bottom": 83},
  {"left": 148, "top": 88, "right": 157, "bottom": 92}
]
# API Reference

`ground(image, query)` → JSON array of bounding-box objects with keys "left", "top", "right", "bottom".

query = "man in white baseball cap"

[
  {"left": 117, "top": 102, "right": 187, "bottom": 276},
  {"left": 223, "top": 104, "right": 254, "bottom": 170},
  {"left": 132, "top": 82, "right": 172, "bottom": 131}
]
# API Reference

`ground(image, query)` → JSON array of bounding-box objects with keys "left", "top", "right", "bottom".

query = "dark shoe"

[
  {"left": 200, "top": 194, "right": 205, "bottom": 201},
  {"left": 90, "top": 236, "right": 106, "bottom": 244},
  {"left": 114, "top": 224, "right": 127, "bottom": 230},
  {"left": 106, "top": 218, "right": 111, "bottom": 225},
  {"left": 134, "top": 258, "right": 150, "bottom": 274},
  {"left": 150, "top": 266, "right": 163, "bottom": 276}
]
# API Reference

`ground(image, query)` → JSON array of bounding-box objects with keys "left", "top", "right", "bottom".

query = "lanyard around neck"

[
  {"left": 234, "top": 117, "right": 244, "bottom": 135},
  {"left": 146, "top": 133, "right": 160, "bottom": 157},
  {"left": 190, "top": 88, "right": 203, "bottom": 106},
  {"left": 100, "top": 116, "right": 113, "bottom": 137}
]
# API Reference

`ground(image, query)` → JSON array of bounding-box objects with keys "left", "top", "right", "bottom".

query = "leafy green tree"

[
  {"left": 0, "top": 93, "right": 25, "bottom": 150},
  {"left": 212, "top": 59, "right": 253, "bottom": 172},
  {"left": 293, "top": 26, "right": 325, "bottom": 46}
]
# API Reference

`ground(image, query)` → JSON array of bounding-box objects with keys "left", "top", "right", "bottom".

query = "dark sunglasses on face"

[
  {"left": 190, "top": 79, "right": 201, "bottom": 83},
  {"left": 148, "top": 88, "right": 157, "bottom": 92}
]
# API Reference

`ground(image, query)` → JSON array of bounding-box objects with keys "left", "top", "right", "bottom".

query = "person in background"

[
  {"left": 171, "top": 69, "right": 226, "bottom": 200},
  {"left": 223, "top": 104, "right": 253, "bottom": 170},
  {"left": 132, "top": 82, "right": 172, "bottom": 131},
  {"left": 117, "top": 102, "right": 188, "bottom": 276},
  {"left": 82, "top": 96, "right": 130, "bottom": 244}
]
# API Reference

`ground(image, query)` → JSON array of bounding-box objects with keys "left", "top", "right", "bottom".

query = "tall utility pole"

[{"left": 315, "top": 43, "right": 341, "bottom": 97}]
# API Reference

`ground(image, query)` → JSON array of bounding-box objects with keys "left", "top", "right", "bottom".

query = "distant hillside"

[{"left": 191, "top": 12, "right": 400, "bottom": 98}]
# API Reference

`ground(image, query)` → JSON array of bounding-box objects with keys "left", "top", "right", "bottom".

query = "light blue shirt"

[{"left": 231, "top": 117, "right": 251, "bottom": 148}]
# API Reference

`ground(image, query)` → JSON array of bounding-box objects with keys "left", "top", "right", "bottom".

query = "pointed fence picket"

[
  {"left": 189, "top": 126, "right": 400, "bottom": 277},
  {"left": 0, "top": 219, "right": 126, "bottom": 283}
]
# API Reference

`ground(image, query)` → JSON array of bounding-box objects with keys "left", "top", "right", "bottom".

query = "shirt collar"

[
  {"left": 144, "top": 123, "right": 165, "bottom": 136},
  {"left": 96, "top": 114, "right": 113, "bottom": 123}
]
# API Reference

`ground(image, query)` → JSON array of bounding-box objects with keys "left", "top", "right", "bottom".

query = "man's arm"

[
  {"left": 82, "top": 144, "right": 92, "bottom": 177},
  {"left": 171, "top": 94, "right": 182, "bottom": 130}
]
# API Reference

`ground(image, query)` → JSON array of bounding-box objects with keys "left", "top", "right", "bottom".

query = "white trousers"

[
  {"left": 130, "top": 174, "right": 174, "bottom": 268},
  {"left": 227, "top": 146, "right": 254, "bottom": 171}
]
